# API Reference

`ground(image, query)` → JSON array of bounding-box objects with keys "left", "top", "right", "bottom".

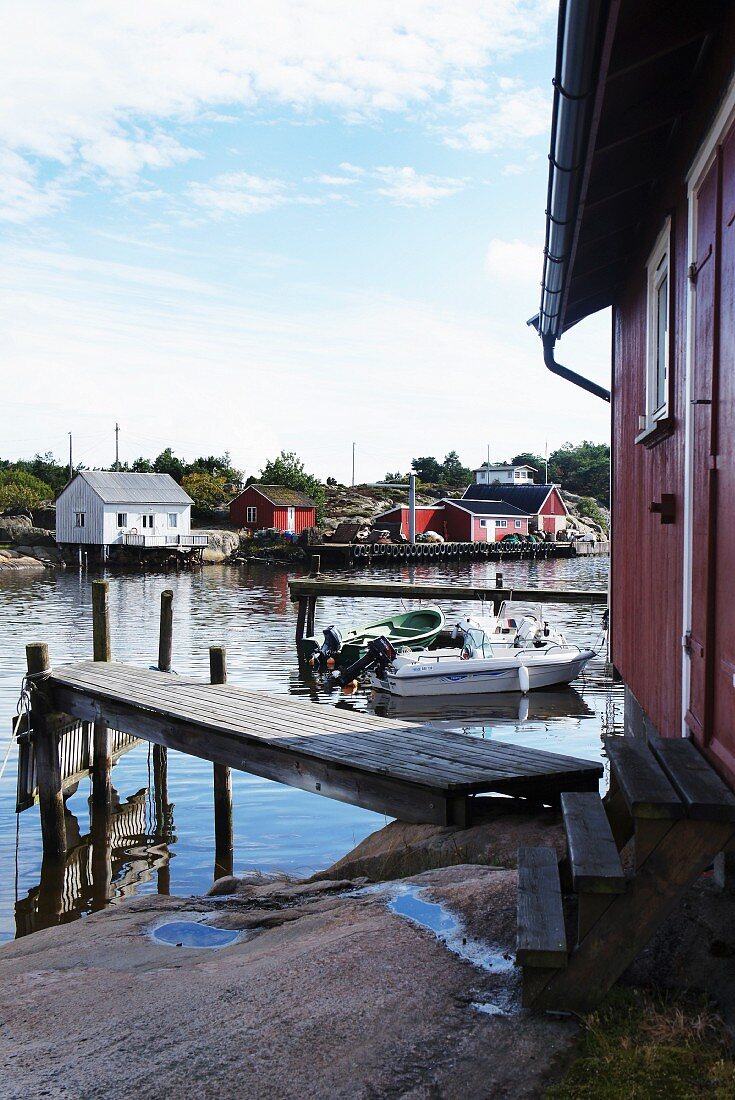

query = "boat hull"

[{"left": 369, "top": 649, "right": 596, "bottom": 697}]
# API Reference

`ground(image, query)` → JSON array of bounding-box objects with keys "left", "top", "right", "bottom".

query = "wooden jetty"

[
  {"left": 289, "top": 573, "right": 608, "bottom": 642},
  {"left": 318, "top": 540, "right": 609, "bottom": 567}
]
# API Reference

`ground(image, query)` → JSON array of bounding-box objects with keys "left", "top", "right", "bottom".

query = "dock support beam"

[
  {"left": 26, "top": 642, "right": 67, "bottom": 858},
  {"left": 295, "top": 596, "right": 308, "bottom": 643},
  {"left": 210, "top": 646, "right": 234, "bottom": 880},
  {"left": 91, "top": 581, "right": 112, "bottom": 808}
]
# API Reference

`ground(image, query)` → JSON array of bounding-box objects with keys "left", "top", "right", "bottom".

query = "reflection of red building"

[
  {"left": 374, "top": 500, "right": 529, "bottom": 542},
  {"left": 531, "top": 2, "right": 735, "bottom": 789},
  {"left": 230, "top": 484, "right": 316, "bottom": 534}
]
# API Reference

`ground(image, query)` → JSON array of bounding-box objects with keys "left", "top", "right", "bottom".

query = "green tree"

[
  {"left": 574, "top": 496, "right": 609, "bottom": 535},
  {"left": 153, "top": 448, "right": 186, "bottom": 483},
  {"left": 411, "top": 456, "right": 443, "bottom": 483},
  {"left": 259, "top": 451, "right": 326, "bottom": 522},
  {"left": 441, "top": 451, "right": 472, "bottom": 487},
  {"left": 188, "top": 452, "right": 242, "bottom": 483},
  {"left": 130, "top": 456, "right": 153, "bottom": 473},
  {"left": 181, "top": 471, "right": 227, "bottom": 513},
  {"left": 511, "top": 452, "right": 544, "bottom": 476},
  {"left": 0, "top": 470, "right": 54, "bottom": 509},
  {"left": 548, "top": 441, "right": 610, "bottom": 504}
]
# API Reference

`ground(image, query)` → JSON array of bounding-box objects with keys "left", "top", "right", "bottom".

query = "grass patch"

[{"left": 547, "top": 988, "right": 735, "bottom": 1099}]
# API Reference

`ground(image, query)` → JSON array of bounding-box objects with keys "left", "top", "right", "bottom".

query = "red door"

[{"left": 688, "top": 121, "right": 735, "bottom": 787}]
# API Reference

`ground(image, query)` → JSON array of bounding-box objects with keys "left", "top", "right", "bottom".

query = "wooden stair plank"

[
  {"left": 649, "top": 735, "right": 735, "bottom": 822},
  {"left": 604, "top": 737, "right": 684, "bottom": 819},
  {"left": 561, "top": 792, "right": 626, "bottom": 893},
  {"left": 517, "top": 847, "right": 567, "bottom": 968}
]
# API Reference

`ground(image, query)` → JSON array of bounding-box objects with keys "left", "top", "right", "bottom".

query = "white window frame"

[
  {"left": 246, "top": 505, "right": 257, "bottom": 523},
  {"left": 515, "top": 519, "right": 522, "bottom": 529},
  {"left": 74, "top": 511, "right": 85, "bottom": 528},
  {"left": 479, "top": 519, "right": 489, "bottom": 528},
  {"left": 142, "top": 514, "right": 154, "bottom": 529},
  {"left": 640, "top": 218, "right": 671, "bottom": 437},
  {"left": 168, "top": 513, "right": 177, "bottom": 528},
  {"left": 117, "top": 512, "right": 127, "bottom": 528},
  {"left": 496, "top": 519, "right": 507, "bottom": 529}
]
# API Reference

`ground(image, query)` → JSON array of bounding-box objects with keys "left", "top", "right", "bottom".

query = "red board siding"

[
  {"left": 230, "top": 487, "right": 315, "bottom": 533},
  {"left": 611, "top": 186, "right": 689, "bottom": 745}
]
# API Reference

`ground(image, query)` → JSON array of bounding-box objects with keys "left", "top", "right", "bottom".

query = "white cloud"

[
  {"left": 0, "top": 148, "right": 70, "bottom": 223},
  {"left": 445, "top": 83, "right": 550, "bottom": 151},
  {"left": 187, "top": 172, "right": 291, "bottom": 217},
  {"left": 372, "top": 166, "right": 467, "bottom": 206},
  {"left": 485, "top": 238, "right": 541, "bottom": 285},
  {"left": 0, "top": 1, "right": 556, "bottom": 220}
]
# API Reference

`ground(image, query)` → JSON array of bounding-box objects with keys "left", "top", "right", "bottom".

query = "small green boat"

[{"left": 303, "top": 605, "right": 445, "bottom": 667}]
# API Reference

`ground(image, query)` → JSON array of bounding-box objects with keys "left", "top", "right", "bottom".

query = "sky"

[{"left": 1, "top": 0, "right": 612, "bottom": 484}]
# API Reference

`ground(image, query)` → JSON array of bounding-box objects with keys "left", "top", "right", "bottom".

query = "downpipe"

[{"left": 542, "top": 333, "right": 610, "bottom": 403}]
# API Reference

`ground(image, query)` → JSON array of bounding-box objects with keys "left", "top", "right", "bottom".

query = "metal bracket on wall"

[{"left": 649, "top": 494, "right": 676, "bottom": 524}]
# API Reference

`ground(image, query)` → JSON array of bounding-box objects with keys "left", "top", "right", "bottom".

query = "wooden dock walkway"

[
  {"left": 289, "top": 576, "right": 608, "bottom": 642},
  {"left": 47, "top": 661, "right": 602, "bottom": 828}
]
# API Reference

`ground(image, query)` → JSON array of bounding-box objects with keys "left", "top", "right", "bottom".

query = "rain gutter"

[{"left": 530, "top": 0, "right": 613, "bottom": 403}]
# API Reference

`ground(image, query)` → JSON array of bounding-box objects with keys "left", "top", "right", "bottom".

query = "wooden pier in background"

[{"left": 289, "top": 573, "right": 608, "bottom": 643}]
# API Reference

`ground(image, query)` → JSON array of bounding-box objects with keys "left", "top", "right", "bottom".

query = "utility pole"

[
  {"left": 68, "top": 432, "right": 73, "bottom": 482},
  {"left": 115, "top": 422, "right": 120, "bottom": 471},
  {"left": 408, "top": 472, "right": 416, "bottom": 545},
  {"left": 352, "top": 442, "right": 355, "bottom": 487},
  {"left": 544, "top": 440, "right": 549, "bottom": 484}
]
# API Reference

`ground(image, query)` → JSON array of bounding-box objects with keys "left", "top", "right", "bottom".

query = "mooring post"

[
  {"left": 210, "top": 646, "right": 234, "bottom": 879},
  {"left": 26, "top": 642, "right": 66, "bottom": 858},
  {"left": 153, "top": 589, "right": 174, "bottom": 805},
  {"left": 310, "top": 554, "right": 321, "bottom": 575},
  {"left": 91, "top": 580, "right": 112, "bottom": 808},
  {"left": 495, "top": 571, "right": 503, "bottom": 588},
  {"left": 306, "top": 595, "right": 317, "bottom": 636},
  {"left": 158, "top": 589, "right": 174, "bottom": 673},
  {"left": 295, "top": 595, "right": 308, "bottom": 644}
]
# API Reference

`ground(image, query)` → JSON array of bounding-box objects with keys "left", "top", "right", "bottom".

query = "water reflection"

[
  {"left": 15, "top": 779, "right": 172, "bottom": 937},
  {"left": 368, "top": 687, "right": 594, "bottom": 727}
]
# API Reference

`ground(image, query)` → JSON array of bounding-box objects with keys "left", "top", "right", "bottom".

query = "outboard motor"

[
  {"left": 309, "top": 625, "right": 342, "bottom": 670},
  {"left": 332, "top": 636, "right": 397, "bottom": 687}
]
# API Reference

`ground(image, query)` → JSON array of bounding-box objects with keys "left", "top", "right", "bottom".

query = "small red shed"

[{"left": 230, "top": 483, "right": 317, "bottom": 534}]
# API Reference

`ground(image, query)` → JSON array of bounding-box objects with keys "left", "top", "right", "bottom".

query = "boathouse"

[
  {"left": 374, "top": 499, "right": 529, "bottom": 542},
  {"left": 462, "top": 483, "right": 569, "bottom": 536},
  {"left": 55, "top": 472, "right": 201, "bottom": 550},
  {"left": 230, "top": 483, "right": 316, "bottom": 534},
  {"left": 531, "top": 0, "right": 735, "bottom": 789}
]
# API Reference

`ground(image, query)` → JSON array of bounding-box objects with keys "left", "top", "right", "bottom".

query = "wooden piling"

[
  {"left": 91, "top": 580, "right": 112, "bottom": 808},
  {"left": 295, "top": 595, "right": 308, "bottom": 643},
  {"left": 306, "top": 595, "right": 317, "bottom": 636},
  {"left": 210, "top": 646, "right": 234, "bottom": 879},
  {"left": 26, "top": 642, "right": 66, "bottom": 858},
  {"left": 158, "top": 589, "right": 174, "bottom": 673},
  {"left": 153, "top": 589, "right": 174, "bottom": 807},
  {"left": 495, "top": 572, "right": 503, "bottom": 588},
  {"left": 310, "top": 554, "right": 321, "bottom": 575}
]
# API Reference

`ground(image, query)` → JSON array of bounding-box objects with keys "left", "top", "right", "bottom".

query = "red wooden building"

[
  {"left": 531, "top": 0, "right": 735, "bottom": 790},
  {"left": 462, "top": 482, "right": 569, "bottom": 535},
  {"left": 229, "top": 483, "right": 317, "bottom": 534},
  {"left": 374, "top": 500, "right": 529, "bottom": 542}
]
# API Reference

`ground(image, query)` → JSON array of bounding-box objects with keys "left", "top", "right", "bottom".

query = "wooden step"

[
  {"left": 561, "top": 792, "right": 626, "bottom": 893},
  {"left": 604, "top": 737, "right": 684, "bottom": 820},
  {"left": 517, "top": 847, "right": 567, "bottom": 968},
  {"left": 649, "top": 735, "right": 735, "bottom": 822}
]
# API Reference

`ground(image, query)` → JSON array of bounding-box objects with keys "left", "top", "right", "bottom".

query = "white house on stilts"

[{"left": 55, "top": 472, "right": 207, "bottom": 565}]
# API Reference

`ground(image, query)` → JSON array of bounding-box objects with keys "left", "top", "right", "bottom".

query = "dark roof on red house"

[
  {"left": 461, "top": 484, "right": 566, "bottom": 514},
  {"left": 440, "top": 498, "right": 527, "bottom": 517},
  {"left": 242, "top": 483, "right": 317, "bottom": 508}
]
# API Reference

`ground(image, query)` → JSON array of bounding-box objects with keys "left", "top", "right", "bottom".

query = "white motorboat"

[
  {"left": 367, "top": 622, "right": 595, "bottom": 698},
  {"left": 451, "top": 601, "right": 569, "bottom": 653}
]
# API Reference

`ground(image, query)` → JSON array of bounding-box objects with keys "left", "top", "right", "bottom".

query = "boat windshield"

[
  {"left": 496, "top": 601, "right": 543, "bottom": 629},
  {"left": 464, "top": 626, "right": 493, "bottom": 658}
]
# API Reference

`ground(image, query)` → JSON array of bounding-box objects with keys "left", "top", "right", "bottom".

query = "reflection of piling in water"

[
  {"left": 91, "top": 580, "right": 113, "bottom": 809},
  {"left": 211, "top": 646, "right": 234, "bottom": 880},
  {"left": 154, "top": 589, "right": 174, "bottom": 893}
]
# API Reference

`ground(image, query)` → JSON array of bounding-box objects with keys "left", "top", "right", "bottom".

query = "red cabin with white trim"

[{"left": 229, "top": 484, "right": 316, "bottom": 534}]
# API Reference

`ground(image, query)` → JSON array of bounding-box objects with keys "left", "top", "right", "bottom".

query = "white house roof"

[{"left": 68, "top": 471, "right": 193, "bottom": 505}]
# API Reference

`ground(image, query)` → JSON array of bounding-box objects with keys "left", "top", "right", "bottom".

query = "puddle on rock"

[{"left": 149, "top": 919, "right": 242, "bottom": 949}]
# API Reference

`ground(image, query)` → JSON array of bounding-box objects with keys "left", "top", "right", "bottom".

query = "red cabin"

[
  {"left": 462, "top": 483, "right": 569, "bottom": 535},
  {"left": 532, "top": 1, "right": 735, "bottom": 791},
  {"left": 230, "top": 483, "right": 316, "bottom": 534},
  {"left": 374, "top": 500, "right": 529, "bottom": 542}
]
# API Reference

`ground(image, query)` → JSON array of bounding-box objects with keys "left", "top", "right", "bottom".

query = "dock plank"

[
  {"left": 517, "top": 847, "right": 567, "bottom": 967},
  {"left": 48, "top": 661, "right": 602, "bottom": 823},
  {"left": 289, "top": 578, "right": 607, "bottom": 605},
  {"left": 649, "top": 736, "right": 735, "bottom": 822},
  {"left": 604, "top": 737, "right": 684, "bottom": 820}
]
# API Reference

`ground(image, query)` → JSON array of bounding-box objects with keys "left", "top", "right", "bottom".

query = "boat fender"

[{"left": 518, "top": 663, "right": 530, "bottom": 694}]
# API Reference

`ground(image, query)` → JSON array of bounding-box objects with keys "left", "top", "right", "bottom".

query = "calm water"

[{"left": 0, "top": 557, "right": 619, "bottom": 942}]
